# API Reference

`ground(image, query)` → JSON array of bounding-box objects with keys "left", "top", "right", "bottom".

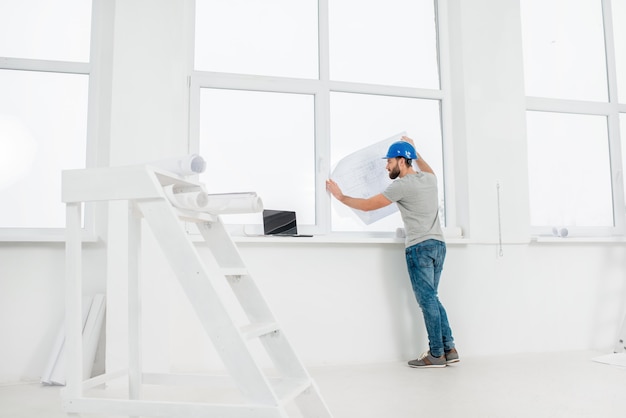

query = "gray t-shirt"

[{"left": 382, "top": 172, "right": 445, "bottom": 248}]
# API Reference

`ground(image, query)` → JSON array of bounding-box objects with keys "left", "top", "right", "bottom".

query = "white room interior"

[{"left": 1, "top": 0, "right": 626, "bottom": 417}]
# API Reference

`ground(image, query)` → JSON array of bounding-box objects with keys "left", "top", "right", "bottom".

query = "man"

[{"left": 326, "top": 136, "right": 458, "bottom": 368}]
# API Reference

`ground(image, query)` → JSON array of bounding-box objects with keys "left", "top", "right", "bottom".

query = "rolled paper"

[
  {"left": 202, "top": 192, "right": 264, "bottom": 214},
  {"left": 151, "top": 154, "right": 206, "bottom": 176},
  {"left": 164, "top": 187, "right": 263, "bottom": 214},
  {"left": 163, "top": 185, "right": 209, "bottom": 211}
]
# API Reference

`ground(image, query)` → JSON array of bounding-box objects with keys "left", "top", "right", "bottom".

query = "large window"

[
  {"left": 521, "top": 0, "right": 626, "bottom": 236},
  {"left": 328, "top": 0, "right": 439, "bottom": 89},
  {"left": 0, "top": 0, "right": 92, "bottom": 237},
  {"left": 191, "top": 0, "right": 449, "bottom": 235},
  {"left": 194, "top": 0, "right": 318, "bottom": 79},
  {"left": 526, "top": 112, "right": 612, "bottom": 228},
  {"left": 0, "top": 71, "right": 88, "bottom": 229},
  {"left": 329, "top": 93, "right": 444, "bottom": 232},
  {"left": 198, "top": 89, "right": 316, "bottom": 227}
]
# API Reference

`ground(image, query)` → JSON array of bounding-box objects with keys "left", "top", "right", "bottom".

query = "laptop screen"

[{"left": 263, "top": 209, "right": 298, "bottom": 235}]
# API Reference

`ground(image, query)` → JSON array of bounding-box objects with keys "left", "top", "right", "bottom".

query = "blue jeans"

[{"left": 405, "top": 239, "right": 454, "bottom": 358}]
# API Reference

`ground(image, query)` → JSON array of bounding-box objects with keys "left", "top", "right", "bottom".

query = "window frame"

[
  {"left": 188, "top": 0, "right": 457, "bottom": 237},
  {"left": 524, "top": 0, "right": 626, "bottom": 237}
]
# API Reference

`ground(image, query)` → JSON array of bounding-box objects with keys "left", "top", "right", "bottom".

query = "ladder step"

[
  {"left": 222, "top": 267, "right": 249, "bottom": 277},
  {"left": 270, "top": 378, "right": 312, "bottom": 404},
  {"left": 240, "top": 322, "right": 280, "bottom": 340},
  {"left": 173, "top": 207, "right": 218, "bottom": 223}
]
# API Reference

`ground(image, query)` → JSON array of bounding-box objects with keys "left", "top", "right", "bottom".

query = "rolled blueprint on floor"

[
  {"left": 151, "top": 154, "right": 206, "bottom": 176},
  {"left": 203, "top": 192, "right": 263, "bottom": 214},
  {"left": 163, "top": 185, "right": 209, "bottom": 211}
]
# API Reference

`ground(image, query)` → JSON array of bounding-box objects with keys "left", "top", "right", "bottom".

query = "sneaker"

[
  {"left": 445, "top": 347, "right": 460, "bottom": 364},
  {"left": 408, "top": 351, "right": 447, "bottom": 368}
]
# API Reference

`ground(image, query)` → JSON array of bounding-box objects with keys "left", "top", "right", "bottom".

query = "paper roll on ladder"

[
  {"left": 150, "top": 154, "right": 207, "bottom": 176},
  {"left": 163, "top": 185, "right": 209, "bottom": 211},
  {"left": 163, "top": 186, "right": 263, "bottom": 215},
  {"left": 204, "top": 192, "right": 263, "bottom": 214}
]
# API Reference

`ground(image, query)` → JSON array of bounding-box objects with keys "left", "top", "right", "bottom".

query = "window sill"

[
  {"left": 532, "top": 236, "right": 626, "bottom": 244},
  {"left": 0, "top": 228, "right": 99, "bottom": 243},
  {"left": 231, "top": 231, "right": 468, "bottom": 245}
]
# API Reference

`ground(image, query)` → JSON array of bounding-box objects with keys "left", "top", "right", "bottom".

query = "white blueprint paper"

[
  {"left": 151, "top": 154, "right": 206, "bottom": 176},
  {"left": 164, "top": 185, "right": 263, "bottom": 214},
  {"left": 330, "top": 132, "right": 406, "bottom": 225},
  {"left": 592, "top": 353, "right": 626, "bottom": 368}
]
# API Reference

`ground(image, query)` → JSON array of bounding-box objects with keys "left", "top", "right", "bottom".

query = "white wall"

[
  {"left": 1, "top": 0, "right": 626, "bottom": 384},
  {"left": 155, "top": 241, "right": 626, "bottom": 372},
  {"left": 0, "top": 243, "right": 106, "bottom": 383}
]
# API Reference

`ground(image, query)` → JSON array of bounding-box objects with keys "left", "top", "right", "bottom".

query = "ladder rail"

[
  {"left": 196, "top": 215, "right": 247, "bottom": 269},
  {"left": 137, "top": 198, "right": 279, "bottom": 405},
  {"left": 196, "top": 216, "right": 318, "bottom": 383}
]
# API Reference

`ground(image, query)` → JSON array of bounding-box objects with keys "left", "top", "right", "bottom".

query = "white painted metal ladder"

[{"left": 62, "top": 165, "right": 332, "bottom": 417}]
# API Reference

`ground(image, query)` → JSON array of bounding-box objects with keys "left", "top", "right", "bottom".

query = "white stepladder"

[{"left": 62, "top": 165, "right": 332, "bottom": 418}]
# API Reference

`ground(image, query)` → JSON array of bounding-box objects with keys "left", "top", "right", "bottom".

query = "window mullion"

[
  {"left": 328, "top": 80, "right": 443, "bottom": 100},
  {"left": 437, "top": 0, "right": 457, "bottom": 230},
  {"left": 318, "top": 0, "right": 330, "bottom": 82},
  {"left": 526, "top": 96, "right": 613, "bottom": 115},
  {"left": 317, "top": 0, "right": 331, "bottom": 233},
  {"left": 604, "top": 0, "right": 624, "bottom": 233},
  {"left": 0, "top": 57, "right": 89, "bottom": 75},
  {"left": 608, "top": 111, "right": 625, "bottom": 233},
  {"left": 315, "top": 90, "right": 331, "bottom": 234},
  {"left": 191, "top": 71, "right": 321, "bottom": 95},
  {"left": 602, "top": 0, "right": 619, "bottom": 105}
]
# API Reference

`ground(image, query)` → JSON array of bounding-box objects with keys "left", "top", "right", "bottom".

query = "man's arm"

[
  {"left": 325, "top": 179, "right": 392, "bottom": 211},
  {"left": 401, "top": 135, "right": 435, "bottom": 175}
]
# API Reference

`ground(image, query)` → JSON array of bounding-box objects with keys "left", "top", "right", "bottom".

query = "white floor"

[{"left": 2, "top": 350, "right": 625, "bottom": 418}]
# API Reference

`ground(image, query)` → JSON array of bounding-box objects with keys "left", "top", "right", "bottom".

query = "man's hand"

[
  {"left": 401, "top": 135, "right": 435, "bottom": 175},
  {"left": 325, "top": 179, "right": 344, "bottom": 201},
  {"left": 401, "top": 135, "right": 416, "bottom": 147}
]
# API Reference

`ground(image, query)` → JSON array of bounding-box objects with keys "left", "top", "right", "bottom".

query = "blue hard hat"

[{"left": 384, "top": 141, "right": 417, "bottom": 160}]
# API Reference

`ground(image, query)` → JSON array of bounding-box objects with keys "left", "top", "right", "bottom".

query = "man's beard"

[{"left": 388, "top": 166, "right": 400, "bottom": 179}]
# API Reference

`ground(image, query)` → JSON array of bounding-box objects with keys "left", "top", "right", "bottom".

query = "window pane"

[
  {"left": 526, "top": 111, "right": 612, "bottom": 227},
  {"left": 0, "top": 0, "right": 91, "bottom": 62},
  {"left": 198, "top": 89, "right": 315, "bottom": 226},
  {"left": 194, "top": 0, "right": 318, "bottom": 79},
  {"left": 329, "top": 0, "right": 439, "bottom": 88},
  {"left": 330, "top": 93, "right": 444, "bottom": 232},
  {"left": 614, "top": 0, "right": 626, "bottom": 103},
  {"left": 520, "top": 0, "right": 608, "bottom": 101},
  {"left": 0, "top": 70, "right": 88, "bottom": 228}
]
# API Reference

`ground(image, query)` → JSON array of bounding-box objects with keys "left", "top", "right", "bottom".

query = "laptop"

[{"left": 262, "top": 209, "right": 312, "bottom": 237}]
